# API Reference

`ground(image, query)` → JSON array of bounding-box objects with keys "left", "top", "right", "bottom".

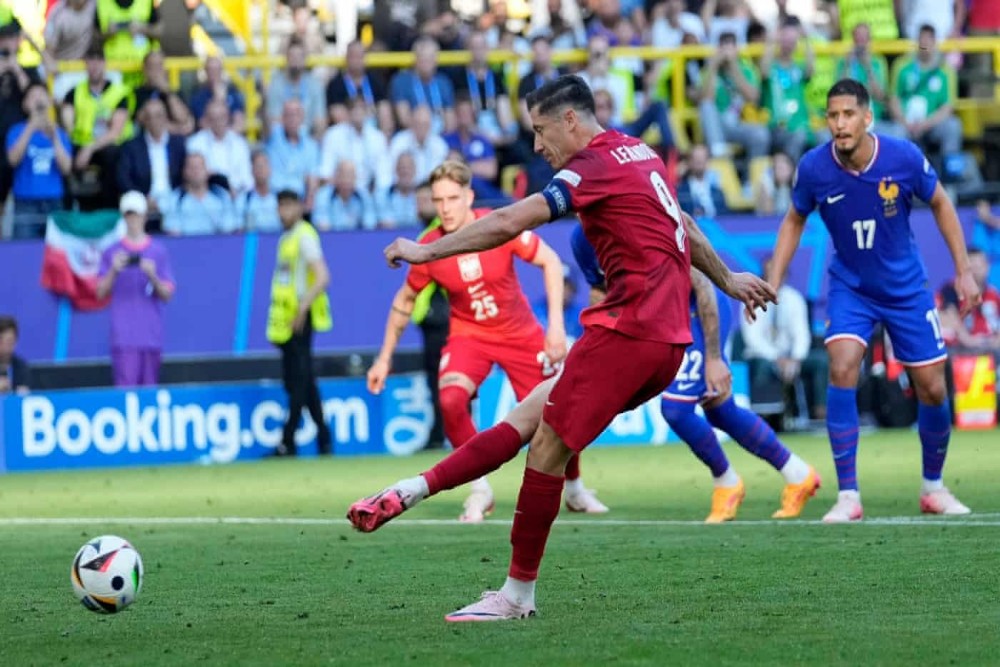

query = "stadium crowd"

[{"left": 0, "top": 0, "right": 998, "bottom": 240}]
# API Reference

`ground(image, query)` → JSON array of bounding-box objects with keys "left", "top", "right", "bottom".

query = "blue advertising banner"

[{"left": 0, "top": 365, "right": 749, "bottom": 473}]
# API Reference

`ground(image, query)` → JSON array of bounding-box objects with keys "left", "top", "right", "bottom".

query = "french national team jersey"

[
  {"left": 543, "top": 130, "right": 692, "bottom": 345},
  {"left": 406, "top": 210, "right": 544, "bottom": 341},
  {"left": 791, "top": 134, "right": 938, "bottom": 301}
]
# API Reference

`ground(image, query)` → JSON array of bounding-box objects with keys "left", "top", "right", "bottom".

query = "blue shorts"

[
  {"left": 662, "top": 291, "right": 733, "bottom": 403},
  {"left": 825, "top": 281, "right": 947, "bottom": 366}
]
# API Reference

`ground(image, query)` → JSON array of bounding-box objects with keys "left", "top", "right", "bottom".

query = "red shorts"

[
  {"left": 439, "top": 332, "right": 555, "bottom": 401},
  {"left": 543, "top": 325, "right": 686, "bottom": 452}
]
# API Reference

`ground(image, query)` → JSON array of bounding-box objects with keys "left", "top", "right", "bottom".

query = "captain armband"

[{"left": 540, "top": 179, "right": 572, "bottom": 221}]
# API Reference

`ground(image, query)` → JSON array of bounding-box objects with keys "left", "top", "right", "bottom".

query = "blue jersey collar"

[{"left": 830, "top": 133, "right": 879, "bottom": 176}]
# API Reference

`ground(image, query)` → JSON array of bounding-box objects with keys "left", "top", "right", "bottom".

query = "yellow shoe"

[
  {"left": 705, "top": 480, "right": 745, "bottom": 524},
  {"left": 772, "top": 467, "right": 821, "bottom": 519}
]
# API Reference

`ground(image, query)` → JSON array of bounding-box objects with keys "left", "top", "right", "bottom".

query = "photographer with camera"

[
  {"left": 5, "top": 83, "right": 73, "bottom": 239},
  {"left": 97, "top": 191, "right": 175, "bottom": 387}
]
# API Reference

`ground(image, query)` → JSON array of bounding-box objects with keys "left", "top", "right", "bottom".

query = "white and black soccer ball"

[{"left": 70, "top": 535, "right": 143, "bottom": 614}]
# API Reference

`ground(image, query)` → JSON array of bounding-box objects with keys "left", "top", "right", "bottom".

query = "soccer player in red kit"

[
  {"left": 366, "top": 160, "right": 608, "bottom": 522},
  {"left": 348, "top": 76, "right": 776, "bottom": 621}
]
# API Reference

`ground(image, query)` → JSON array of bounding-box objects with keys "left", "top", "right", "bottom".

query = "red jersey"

[
  {"left": 542, "top": 130, "right": 692, "bottom": 344},
  {"left": 406, "top": 212, "right": 544, "bottom": 341}
]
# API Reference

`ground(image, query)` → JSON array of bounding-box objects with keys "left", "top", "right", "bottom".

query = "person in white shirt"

[
  {"left": 386, "top": 105, "right": 449, "bottom": 185},
  {"left": 576, "top": 34, "right": 630, "bottom": 126},
  {"left": 650, "top": 0, "right": 707, "bottom": 47},
  {"left": 161, "top": 153, "right": 239, "bottom": 235},
  {"left": 238, "top": 150, "right": 281, "bottom": 232},
  {"left": 319, "top": 96, "right": 389, "bottom": 194},
  {"left": 740, "top": 258, "right": 827, "bottom": 421},
  {"left": 313, "top": 160, "right": 377, "bottom": 231},
  {"left": 899, "top": 0, "right": 964, "bottom": 41},
  {"left": 185, "top": 99, "right": 253, "bottom": 195}
]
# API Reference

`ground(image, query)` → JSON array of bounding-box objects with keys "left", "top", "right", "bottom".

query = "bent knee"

[{"left": 438, "top": 384, "right": 472, "bottom": 414}]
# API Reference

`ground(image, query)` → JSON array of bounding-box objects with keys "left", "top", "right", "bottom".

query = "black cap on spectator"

[{"left": 276, "top": 189, "right": 301, "bottom": 203}]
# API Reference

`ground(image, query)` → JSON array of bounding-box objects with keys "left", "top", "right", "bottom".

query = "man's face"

[
  {"left": 970, "top": 253, "right": 990, "bottom": 289},
  {"left": 852, "top": 24, "right": 871, "bottom": 52},
  {"left": 346, "top": 42, "right": 365, "bottom": 73},
  {"left": 416, "top": 187, "right": 436, "bottom": 222},
  {"left": 205, "top": 57, "right": 223, "bottom": 83},
  {"left": 666, "top": 0, "right": 683, "bottom": 17},
  {"left": 143, "top": 99, "right": 168, "bottom": 136},
  {"left": 184, "top": 154, "right": 208, "bottom": 186},
  {"left": 144, "top": 51, "right": 165, "bottom": 81},
  {"left": 85, "top": 56, "right": 105, "bottom": 82},
  {"left": 412, "top": 107, "right": 432, "bottom": 142},
  {"left": 778, "top": 25, "right": 798, "bottom": 55},
  {"left": 415, "top": 42, "right": 437, "bottom": 78},
  {"left": 826, "top": 94, "right": 872, "bottom": 156},
  {"left": 23, "top": 86, "right": 49, "bottom": 115},
  {"left": 468, "top": 33, "right": 488, "bottom": 66},
  {"left": 282, "top": 100, "right": 304, "bottom": 136},
  {"left": 335, "top": 163, "right": 357, "bottom": 194},
  {"left": 287, "top": 45, "right": 306, "bottom": 75},
  {"left": 689, "top": 146, "right": 709, "bottom": 177},
  {"left": 593, "top": 92, "right": 613, "bottom": 126},
  {"left": 456, "top": 101, "right": 476, "bottom": 130},
  {"left": 252, "top": 153, "right": 271, "bottom": 184},
  {"left": 588, "top": 37, "right": 610, "bottom": 73},
  {"left": 432, "top": 177, "right": 474, "bottom": 232},
  {"left": 124, "top": 211, "right": 146, "bottom": 234},
  {"left": 206, "top": 102, "right": 229, "bottom": 135},
  {"left": 396, "top": 153, "right": 416, "bottom": 185},
  {"left": 918, "top": 29, "right": 936, "bottom": 61},
  {"left": 0, "top": 330, "right": 15, "bottom": 361},
  {"left": 532, "top": 39, "right": 552, "bottom": 70},
  {"left": 530, "top": 105, "right": 575, "bottom": 169},
  {"left": 278, "top": 199, "right": 303, "bottom": 227}
]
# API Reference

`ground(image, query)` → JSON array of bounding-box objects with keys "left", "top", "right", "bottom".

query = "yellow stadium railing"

[{"left": 47, "top": 37, "right": 1000, "bottom": 143}]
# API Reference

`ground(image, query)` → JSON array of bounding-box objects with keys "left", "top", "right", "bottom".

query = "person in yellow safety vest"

[
  {"left": 60, "top": 44, "right": 135, "bottom": 209},
  {"left": 266, "top": 189, "right": 334, "bottom": 457},
  {"left": 96, "top": 0, "right": 162, "bottom": 87}
]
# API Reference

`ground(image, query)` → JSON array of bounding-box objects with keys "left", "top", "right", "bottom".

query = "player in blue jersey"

[
  {"left": 768, "top": 79, "right": 982, "bottom": 523},
  {"left": 571, "top": 223, "right": 821, "bottom": 522}
]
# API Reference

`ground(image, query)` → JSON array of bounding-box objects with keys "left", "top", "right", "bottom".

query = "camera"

[{"left": 127, "top": 254, "right": 142, "bottom": 266}]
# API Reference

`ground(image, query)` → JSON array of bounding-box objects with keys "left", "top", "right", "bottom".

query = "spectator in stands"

[
  {"left": 760, "top": 19, "right": 816, "bottom": 161},
  {"left": 754, "top": 151, "right": 794, "bottom": 216},
  {"left": 266, "top": 99, "right": 320, "bottom": 208},
  {"left": 528, "top": 0, "right": 587, "bottom": 50},
  {"left": 237, "top": 150, "right": 280, "bottom": 232},
  {"left": 740, "top": 258, "right": 827, "bottom": 421},
  {"left": 376, "top": 152, "right": 421, "bottom": 229},
  {"left": 834, "top": 23, "right": 905, "bottom": 139},
  {"left": 371, "top": 0, "right": 436, "bottom": 52},
  {"left": 326, "top": 39, "right": 393, "bottom": 134},
  {"left": 577, "top": 33, "right": 630, "bottom": 127},
  {"left": 697, "top": 31, "right": 770, "bottom": 159},
  {"left": 161, "top": 152, "right": 238, "bottom": 235},
  {"left": 117, "top": 97, "right": 186, "bottom": 225},
  {"left": 95, "top": 0, "right": 162, "bottom": 88},
  {"left": 443, "top": 94, "right": 508, "bottom": 203},
  {"left": 266, "top": 38, "right": 326, "bottom": 138},
  {"left": 6, "top": 83, "right": 72, "bottom": 239},
  {"left": 97, "top": 191, "right": 174, "bottom": 387},
  {"left": 61, "top": 45, "right": 134, "bottom": 211},
  {"left": 592, "top": 89, "right": 675, "bottom": 155},
  {"left": 456, "top": 30, "right": 516, "bottom": 147},
  {"left": 676, "top": 144, "right": 728, "bottom": 219},
  {"left": 132, "top": 50, "right": 195, "bottom": 136},
  {"left": 188, "top": 56, "right": 246, "bottom": 133},
  {"left": 283, "top": 3, "right": 327, "bottom": 58},
  {"left": 42, "top": 0, "right": 96, "bottom": 101},
  {"left": 186, "top": 99, "right": 252, "bottom": 195},
  {"left": 899, "top": 0, "right": 965, "bottom": 42},
  {"left": 889, "top": 24, "right": 963, "bottom": 162},
  {"left": 650, "top": 0, "right": 706, "bottom": 47},
  {"left": 938, "top": 248, "right": 1000, "bottom": 354},
  {"left": 516, "top": 35, "right": 561, "bottom": 193},
  {"left": 319, "top": 95, "right": 389, "bottom": 194},
  {"left": 0, "top": 315, "right": 30, "bottom": 394},
  {"left": 313, "top": 160, "right": 377, "bottom": 231},
  {"left": 389, "top": 36, "right": 456, "bottom": 134},
  {"left": 702, "top": 0, "right": 754, "bottom": 44},
  {"left": 974, "top": 200, "right": 1000, "bottom": 288},
  {"left": 0, "top": 22, "right": 41, "bottom": 221},
  {"left": 387, "top": 105, "right": 449, "bottom": 186}
]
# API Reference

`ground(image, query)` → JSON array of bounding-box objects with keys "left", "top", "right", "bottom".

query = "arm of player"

[
  {"left": 531, "top": 240, "right": 568, "bottom": 364},
  {"left": 367, "top": 283, "right": 419, "bottom": 395},
  {"left": 930, "top": 183, "right": 981, "bottom": 316},
  {"left": 692, "top": 268, "right": 732, "bottom": 401},
  {"left": 683, "top": 212, "right": 777, "bottom": 320},
  {"left": 767, "top": 206, "right": 807, "bottom": 290},
  {"left": 384, "top": 194, "right": 551, "bottom": 267}
]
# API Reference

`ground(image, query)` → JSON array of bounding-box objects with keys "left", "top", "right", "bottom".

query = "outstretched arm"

[
  {"left": 692, "top": 267, "right": 732, "bottom": 400},
  {"left": 930, "top": 183, "right": 981, "bottom": 315},
  {"left": 767, "top": 207, "right": 807, "bottom": 289},
  {"left": 367, "top": 283, "right": 419, "bottom": 394},
  {"left": 530, "top": 240, "right": 568, "bottom": 363}
]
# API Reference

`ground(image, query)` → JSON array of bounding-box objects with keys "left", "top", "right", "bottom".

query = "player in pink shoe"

[{"left": 349, "top": 75, "right": 776, "bottom": 620}]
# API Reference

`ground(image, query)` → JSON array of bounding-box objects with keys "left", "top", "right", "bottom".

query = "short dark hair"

[
  {"left": 719, "top": 31, "right": 737, "bottom": 45},
  {"left": 524, "top": 74, "right": 595, "bottom": 118},
  {"left": 454, "top": 91, "right": 474, "bottom": 107},
  {"left": 919, "top": 23, "right": 936, "bottom": 37},
  {"left": 276, "top": 189, "right": 301, "bottom": 203},
  {"left": 827, "top": 78, "right": 870, "bottom": 107},
  {"left": 0, "top": 316, "right": 18, "bottom": 338}
]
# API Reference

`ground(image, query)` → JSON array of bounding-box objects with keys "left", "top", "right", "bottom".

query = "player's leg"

[
  {"left": 501, "top": 336, "right": 607, "bottom": 513},
  {"left": 702, "top": 393, "right": 820, "bottom": 518},
  {"left": 661, "top": 395, "right": 745, "bottom": 523},
  {"left": 822, "top": 284, "right": 878, "bottom": 522},
  {"left": 445, "top": 329, "right": 686, "bottom": 622},
  {"left": 883, "top": 293, "right": 970, "bottom": 515}
]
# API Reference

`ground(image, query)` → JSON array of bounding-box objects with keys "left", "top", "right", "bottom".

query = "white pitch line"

[{"left": 1, "top": 516, "right": 1000, "bottom": 528}]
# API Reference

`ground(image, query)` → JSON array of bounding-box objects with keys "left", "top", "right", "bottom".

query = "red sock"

[
  {"left": 565, "top": 454, "right": 580, "bottom": 481},
  {"left": 423, "top": 422, "right": 524, "bottom": 495},
  {"left": 508, "top": 467, "right": 564, "bottom": 581},
  {"left": 439, "top": 385, "right": 478, "bottom": 448}
]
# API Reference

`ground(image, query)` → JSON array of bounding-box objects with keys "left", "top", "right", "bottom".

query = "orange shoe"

[
  {"left": 705, "top": 480, "right": 745, "bottom": 523},
  {"left": 772, "top": 467, "right": 822, "bottom": 519}
]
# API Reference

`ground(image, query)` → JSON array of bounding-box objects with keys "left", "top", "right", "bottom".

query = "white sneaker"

[
  {"left": 459, "top": 488, "right": 495, "bottom": 523},
  {"left": 564, "top": 487, "right": 610, "bottom": 514},
  {"left": 920, "top": 488, "right": 971, "bottom": 515},
  {"left": 822, "top": 491, "right": 864, "bottom": 524}
]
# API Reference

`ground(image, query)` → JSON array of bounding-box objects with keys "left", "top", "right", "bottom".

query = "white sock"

[
  {"left": 838, "top": 489, "right": 861, "bottom": 503},
  {"left": 500, "top": 576, "right": 536, "bottom": 608},
  {"left": 713, "top": 467, "right": 741, "bottom": 488},
  {"left": 395, "top": 476, "right": 430, "bottom": 508},
  {"left": 779, "top": 453, "right": 811, "bottom": 484},
  {"left": 470, "top": 477, "right": 492, "bottom": 495},
  {"left": 564, "top": 477, "right": 585, "bottom": 495},
  {"left": 922, "top": 478, "right": 944, "bottom": 494}
]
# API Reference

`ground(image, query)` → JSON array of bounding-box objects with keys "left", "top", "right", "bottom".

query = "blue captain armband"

[{"left": 541, "top": 179, "right": 572, "bottom": 220}]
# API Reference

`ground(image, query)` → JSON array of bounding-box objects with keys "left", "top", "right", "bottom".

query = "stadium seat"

[
  {"left": 709, "top": 158, "right": 754, "bottom": 211},
  {"left": 748, "top": 156, "right": 773, "bottom": 194}
]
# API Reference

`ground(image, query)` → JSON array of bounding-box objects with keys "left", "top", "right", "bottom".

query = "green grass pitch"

[{"left": 2, "top": 429, "right": 999, "bottom": 666}]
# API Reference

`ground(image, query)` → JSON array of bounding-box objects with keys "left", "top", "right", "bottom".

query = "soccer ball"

[{"left": 70, "top": 535, "right": 144, "bottom": 613}]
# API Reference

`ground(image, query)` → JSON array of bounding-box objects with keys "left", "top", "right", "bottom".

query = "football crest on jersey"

[
  {"left": 878, "top": 177, "right": 899, "bottom": 217},
  {"left": 458, "top": 254, "right": 484, "bottom": 282}
]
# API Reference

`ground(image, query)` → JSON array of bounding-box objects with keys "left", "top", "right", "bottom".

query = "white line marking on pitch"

[{"left": 1, "top": 516, "right": 999, "bottom": 528}]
